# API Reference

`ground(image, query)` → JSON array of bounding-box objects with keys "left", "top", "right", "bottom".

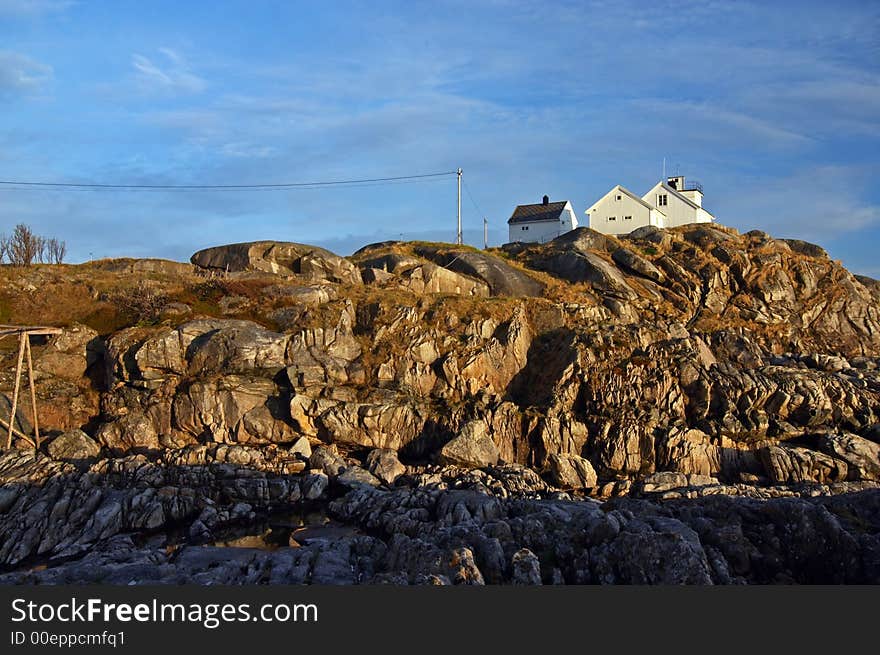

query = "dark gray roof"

[{"left": 508, "top": 200, "right": 569, "bottom": 225}]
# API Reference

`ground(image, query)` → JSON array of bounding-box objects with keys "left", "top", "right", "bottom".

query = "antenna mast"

[{"left": 483, "top": 217, "right": 488, "bottom": 250}]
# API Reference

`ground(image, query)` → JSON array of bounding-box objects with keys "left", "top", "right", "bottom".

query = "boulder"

[
  {"left": 187, "top": 323, "right": 289, "bottom": 377},
  {"left": 611, "top": 247, "right": 664, "bottom": 282},
  {"left": 437, "top": 421, "right": 500, "bottom": 469},
  {"left": 190, "top": 241, "right": 361, "bottom": 285},
  {"left": 399, "top": 263, "right": 489, "bottom": 297},
  {"left": 546, "top": 453, "right": 598, "bottom": 489},
  {"left": 308, "top": 444, "right": 347, "bottom": 477},
  {"left": 263, "top": 284, "right": 337, "bottom": 306},
  {"left": 289, "top": 436, "right": 313, "bottom": 458},
  {"left": 46, "top": 429, "right": 101, "bottom": 461},
  {"left": 639, "top": 471, "right": 719, "bottom": 494},
  {"left": 413, "top": 247, "right": 545, "bottom": 297},
  {"left": 760, "top": 445, "right": 848, "bottom": 484},
  {"left": 172, "top": 376, "right": 278, "bottom": 443},
  {"left": 511, "top": 548, "right": 542, "bottom": 585},
  {"left": 534, "top": 250, "right": 636, "bottom": 299},
  {"left": 624, "top": 225, "right": 672, "bottom": 247},
  {"left": 336, "top": 465, "right": 382, "bottom": 489},
  {"left": 550, "top": 227, "right": 618, "bottom": 253},
  {"left": 95, "top": 411, "right": 161, "bottom": 454},
  {"left": 35, "top": 324, "right": 101, "bottom": 381},
  {"left": 783, "top": 239, "right": 828, "bottom": 259},
  {"left": 356, "top": 252, "right": 423, "bottom": 273},
  {"left": 818, "top": 433, "right": 880, "bottom": 481},
  {"left": 365, "top": 448, "right": 406, "bottom": 485}
]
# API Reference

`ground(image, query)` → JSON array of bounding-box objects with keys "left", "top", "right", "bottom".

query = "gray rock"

[
  {"left": 336, "top": 465, "right": 382, "bottom": 489},
  {"left": 308, "top": 445, "right": 347, "bottom": 477},
  {"left": 289, "top": 436, "right": 313, "bottom": 459},
  {"left": 783, "top": 239, "right": 828, "bottom": 259},
  {"left": 534, "top": 249, "right": 636, "bottom": 299},
  {"left": 818, "top": 433, "right": 880, "bottom": 481},
  {"left": 190, "top": 241, "right": 361, "bottom": 285},
  {"left": 511, "top": 548, "right": 542, "bottom": 585},
  {"left": 546, "top": 453, "right": 597, "bottom": 489},
  {"left": 624, "top": 225, "right": 671, "bottom": 246},
  {"left": 437, "top": 421, "right": 500, "bottom": 469},
  {"left": 366, "top": 448, "right": 406, "bottom": 485},
  {"left": 413, "top": 246, "right": 545, "bottom": 298},
  {"left": 611, "top": 247, "right": 664, "bottom": 282},
  {"left": 302, "top": 472, "right": 329, "bottom": 500},
  {"left": 550, "top": 227, "right": 617, "bottom": 253},
  {"left": 46, "top": 430, "right": 101, "bottom": 461}
]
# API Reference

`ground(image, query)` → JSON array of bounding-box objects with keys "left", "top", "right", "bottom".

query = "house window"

[
  {"left": 609, "top": 216, "right": 616, "bottom": 221},
  {"left": 616, "top": 195, "right": 622, "bottom": 201},
  {"left": 624, "top": 215, "right": 632, "bottom": 220},
  {"left": 522, "top": 226, "right": 529, "bottom": 231},
  {"left": 658, "top": 194, "right": 668, "bottom": 206}
]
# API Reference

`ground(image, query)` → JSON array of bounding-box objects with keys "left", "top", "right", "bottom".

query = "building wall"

[
  {"left": 561, "top": 205, "right": 579, "bottom": 232},
  {"left": 695, "top": 207, "right": 713, "bottom": 223},
  {"left": 587, "top": 188, "right": 658, "bottom": 235},
  {"left": 642, "top": 182, "right": 703, "bottom": 228},
  {"left": 508, "top": 219, "right": 565, "bottom": 243},
  {"left": 679, "top": 189, "right": 703, "bottom": 207},
  {"left": 508, "top": 202, "right": 579, "bottom": 243}
]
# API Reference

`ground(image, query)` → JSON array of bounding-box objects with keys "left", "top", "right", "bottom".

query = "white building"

[
  {"left": 507, "top": 195, "right": 579, "bottom": 243},
  {"left": 585, "top": 185, "right": 667, "bottom": 235},
  {"left": 586, "top": 175, "right": 714, "bottom": 236}
]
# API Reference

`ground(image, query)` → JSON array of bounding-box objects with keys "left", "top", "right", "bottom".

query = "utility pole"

[
  {"left": 456, "top": 168, "right": 462, "bottom": 245},
  {"left": 483, "top": 217, "right": 488, "bottom": 250}
]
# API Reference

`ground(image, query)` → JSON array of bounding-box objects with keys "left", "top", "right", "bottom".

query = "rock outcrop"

[
  {"left": 191, "top": 241, "right": 361, "bottom": 285},
  {"left": 3, "top": 225, "right": 880, "bottom": 584}
]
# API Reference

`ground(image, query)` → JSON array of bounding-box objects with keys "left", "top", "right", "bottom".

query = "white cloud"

[
  {"left": 715, "top": 166, "right": 880, "bottom": 240},
  {"left": 0, "top": 50, "right": 52, "bottom": 98},
  {"left": 220, "top": 142, "right": 277, "bottom": 159},
  {"left": 131, "top": 49, "right": 206, "bottom": 94}
]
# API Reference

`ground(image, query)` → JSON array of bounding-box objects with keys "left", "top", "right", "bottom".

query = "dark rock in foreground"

[{"left": 1, "top": 449, "right": 878, "bottom": 585}]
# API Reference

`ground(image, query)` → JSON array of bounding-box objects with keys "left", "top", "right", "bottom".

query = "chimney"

[
  {"left": 542, "top": 195, "right": 549, "bottom": 205},
  {"left": 667, "top": 176, "right": 685, "bottom": 190}
]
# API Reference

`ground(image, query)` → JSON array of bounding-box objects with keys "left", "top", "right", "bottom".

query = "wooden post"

[
  {"left": 1, "top": 325, "right": 62, "bottom": 451},
  {"left": 6, "top": 333, "right": 26, "bottom": 449},
  {"left": 24, "top": 334, "right": 40, "bottom": 448}
]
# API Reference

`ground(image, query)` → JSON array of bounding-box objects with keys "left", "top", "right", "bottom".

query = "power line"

[
  {"left": 463, "top": 180, "right": 484, "bottom": 217},
  {"left": 0, "top": 170, "right": 458, "bottom": 191},
  {"left": 0, "top": 175, "right": 454, "bottom": 194}
]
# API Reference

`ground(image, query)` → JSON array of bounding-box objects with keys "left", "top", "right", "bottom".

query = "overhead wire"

[{"left": 0, "top": 170, "right": 458, "bottom": 192}]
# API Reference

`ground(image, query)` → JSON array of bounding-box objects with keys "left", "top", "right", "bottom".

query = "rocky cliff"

[{"left": 1, "top": 224, "right": 879, "bottom": 584}]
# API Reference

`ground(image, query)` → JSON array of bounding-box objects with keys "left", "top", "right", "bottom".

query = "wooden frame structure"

[{"left": 1, "top": 325, "right": 62, "bottom": 450}]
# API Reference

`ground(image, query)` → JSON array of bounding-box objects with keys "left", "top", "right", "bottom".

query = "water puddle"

[{"left": 208, "top": 509, "right": 361, "bottom": 550}]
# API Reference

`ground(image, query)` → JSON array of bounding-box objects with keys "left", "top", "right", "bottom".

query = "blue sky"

[{"left": 1, "top": 0, "right": 879, "bottom": 275}]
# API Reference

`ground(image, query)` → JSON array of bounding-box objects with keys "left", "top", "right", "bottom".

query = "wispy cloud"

[
  {"left": 0, "top": 50, "right": 52, "bottom": 98},
  {"left": 0, "top": 0, "right": 74, "bottom": 16},
  {"left": 715, "top": 165, "right": 880, "bottom": 240},
  {"left": 131, "top": 48, "right": 206, "bottom": 94},
  {"left": 634, "top": 98, "right": 812, "bottom": 148}
]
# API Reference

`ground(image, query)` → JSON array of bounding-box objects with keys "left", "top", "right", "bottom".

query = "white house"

[
  {"left": 642, "top": 176, "right": 714, "bottom": 228},
  {"left": 586, "top": 185, "right": 668, "bottom": 236},
  {"left": 587, "top": 175, "right": 714, "bottom": 236},
  {"left": 507, "top": 195, "right": 579, "bottom": 243}
]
